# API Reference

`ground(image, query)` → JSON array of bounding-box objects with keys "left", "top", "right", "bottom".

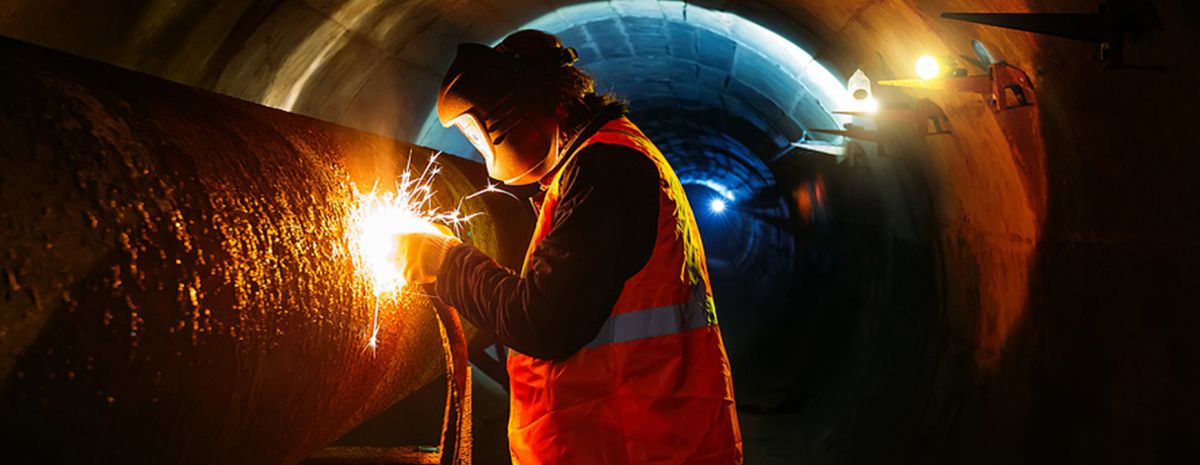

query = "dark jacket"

[{"left": 435, "top": 113, "right": 660, "bottom": 360}]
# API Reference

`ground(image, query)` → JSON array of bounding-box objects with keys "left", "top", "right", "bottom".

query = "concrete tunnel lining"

[
  {"left": 3, "top": 0, "right": 1199, "bottom": 464},
  {"left": 417, "top": 1, "right": 856, "bottom": 158}
]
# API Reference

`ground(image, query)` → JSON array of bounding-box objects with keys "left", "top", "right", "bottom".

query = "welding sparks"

[
  {"left": 350, "top": 178, "right": 441, "bottom": 294},
  {"left": 463, "top": 181, "right": 520, "bottom": 202},
  {"left": 347, "top": 153, "right": 519, "bottom": 353},
  {"left": 349, "top": 153, "right": 462, "bottom": 352}
]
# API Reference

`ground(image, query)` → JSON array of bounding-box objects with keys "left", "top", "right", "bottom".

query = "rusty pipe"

[{"left": 0, "top": 36, "right": 531, "bottom": 465}]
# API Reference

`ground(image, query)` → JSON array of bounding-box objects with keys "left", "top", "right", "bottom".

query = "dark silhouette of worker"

[{"left": 396, "top": 30, "right": 741, "bottom": 464}]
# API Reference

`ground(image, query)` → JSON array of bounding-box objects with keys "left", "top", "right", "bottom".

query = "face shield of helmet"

[{"left": 448, "top": 113, "right": 495, "bottom": 170}]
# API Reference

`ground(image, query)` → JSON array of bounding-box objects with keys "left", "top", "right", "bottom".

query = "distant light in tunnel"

[
  {"left": 688, "top": 179, "right": 736, "bottom": 203},
  {"left": 710, "top": 198, "right": 727, "bottom": 214},
  {"left": 916, "top": 55, "right": 941, "bottom": 80}
]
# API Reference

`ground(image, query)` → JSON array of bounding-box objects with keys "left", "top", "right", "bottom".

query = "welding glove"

[{"left": 395, "top": 225, "right": 461, "bottom": 285}]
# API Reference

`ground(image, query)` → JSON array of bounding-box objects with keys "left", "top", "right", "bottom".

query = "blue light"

[{"left": 710, "top": 198, "right": 727, "bottom": 213}]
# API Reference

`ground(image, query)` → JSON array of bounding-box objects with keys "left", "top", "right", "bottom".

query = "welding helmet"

[{"left": 437, "top": 30, "right": 579, "bottom": 185}]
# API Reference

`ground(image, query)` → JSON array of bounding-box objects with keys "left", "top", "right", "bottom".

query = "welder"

[{"left": 396, "top": 30, "right": 742, "bottom": 464}]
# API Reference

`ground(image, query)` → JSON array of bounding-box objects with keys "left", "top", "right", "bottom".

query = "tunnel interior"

[
  {"left": 3, "top": 0, "right": 1200, "bottom": 464},
  {"left": 416, "top": 4, "right": 860, "bottom": 399}
]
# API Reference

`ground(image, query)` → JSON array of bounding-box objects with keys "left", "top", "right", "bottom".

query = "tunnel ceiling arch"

[{"left": 416, "top": 1, "right": 856, "bottom": 161}]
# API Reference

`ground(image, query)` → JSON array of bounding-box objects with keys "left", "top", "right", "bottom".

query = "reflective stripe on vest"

[{"left": 584, "top": 286, "right": 713, "bottom": 349}]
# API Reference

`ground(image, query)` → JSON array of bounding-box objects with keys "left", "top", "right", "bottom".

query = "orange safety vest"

[{"left": 508, "top": 117, "right": 742, "bottom": 464}]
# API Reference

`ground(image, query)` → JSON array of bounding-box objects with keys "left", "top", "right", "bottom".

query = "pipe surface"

[{"left": 0, "top": 36, "right": 531, "bottom": 465}]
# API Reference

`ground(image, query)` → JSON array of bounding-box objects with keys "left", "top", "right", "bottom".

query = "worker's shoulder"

[
  {"left": 575, "top": 140, "right": 646, "bottom": 161},
  {"left": 564, "top": 142, "right": 659, "bottom": 189}
]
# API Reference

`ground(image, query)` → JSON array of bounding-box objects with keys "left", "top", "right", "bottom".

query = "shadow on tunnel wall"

[{"left": 753, "top": 136, "right": 950, "bottom": 463}]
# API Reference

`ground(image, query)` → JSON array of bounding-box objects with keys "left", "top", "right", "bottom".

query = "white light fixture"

[
  {"left": 848, "top": 69, "right": 872, "bottom": 100},
  {"left": 847, "top": 68, "right": 879, "bottom": 113}
]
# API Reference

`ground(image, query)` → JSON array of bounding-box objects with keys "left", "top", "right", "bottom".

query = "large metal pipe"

[{"left": 0, "top": 36, "right": 531, "bottom": 465}]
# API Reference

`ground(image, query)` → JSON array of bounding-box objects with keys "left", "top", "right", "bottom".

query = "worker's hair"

[
  {"left": 496, "top": 30, "right": 624, "bottom": 138},
  {"left": 552, "top": 63, "right": 625, "bottom": 138}
]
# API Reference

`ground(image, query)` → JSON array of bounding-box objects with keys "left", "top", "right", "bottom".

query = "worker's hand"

[{"left": 395, "top": 225, "right": 461, "bottom": 285}]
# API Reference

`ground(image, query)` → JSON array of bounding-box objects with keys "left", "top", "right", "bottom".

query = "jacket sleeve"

[{"left": 434, "top": 143, "right": 659, "bottom": 360}]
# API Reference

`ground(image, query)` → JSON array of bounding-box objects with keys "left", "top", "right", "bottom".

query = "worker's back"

[{"left": 506, "top": 116, "right": 742, "bottom": 465}]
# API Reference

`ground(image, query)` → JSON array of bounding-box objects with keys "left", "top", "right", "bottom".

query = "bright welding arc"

[{"left": 348, "top": 152, "right": 472, "bottom": 353}]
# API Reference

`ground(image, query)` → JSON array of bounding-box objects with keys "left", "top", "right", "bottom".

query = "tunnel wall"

[
  {"left": 2, "top": 1, "right": 1199, "bottom": 463},
  {"left": 0, "top": 37, "right": 531, "bottom": 465}
]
